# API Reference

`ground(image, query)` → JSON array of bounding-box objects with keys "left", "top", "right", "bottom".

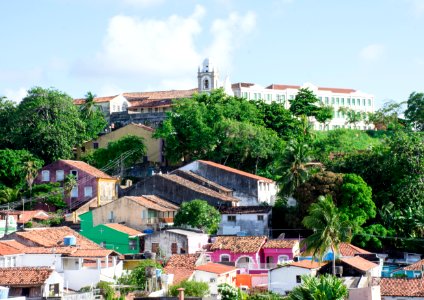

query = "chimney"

[{"left": 177, "top": 288, "right": 185, "bottom": 300}]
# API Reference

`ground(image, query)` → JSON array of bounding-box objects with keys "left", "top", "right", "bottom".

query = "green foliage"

[
  {"left": 31, "top": 183, "right": 67, "bottom": 209},
  {"left": 0, "top": 97, "right": 17, "bottom": 148},
  {"left": 173, "top": 200, "right": 221, "bottom": 234},
  {"left": 315, "top": 104, "right": 334, "bottom": 128},
  {"left": 339, "top": 173, "right": 375, "bottom": 230},
  {"left": 117, "top": 259, "right": 162, "bottom": 290},
  {"left": 218, "top": 283, "right": 243, "bottom": 300},
  {"left": 338, "top": 107, "right": 363, "bottom": 128},
  {"left": 24, "top": 221, "right": 33, "bottom": 228},
  {"left": 80, "top": 91, "right": 107, "bottom": 140},
  {"left": 97, "top": 281, "right": 115, "bottom": 300},
  {"left": 0, "top": 149, "right": 43, "bottom": 188},
  {"left": 286, "top": 275, "right": 348, "bottom": 300},
  {"left": 169, "top": 280, "right": 209, "bottom": 297},
  {"left": 302, "top": 195, "right": 352, "bottom": 275},
  {"left": 11, "top": 87, "right": 86, "bottom": 163},
  {"left": 289, "top": 88, "right": 319, "bottom": 117},
  {"left": 405, "top": 92, "right": 424, "bottom": 131},
  {"left": 248, "top": 291, "right": 283, "bottom": 300},
  {"left": 0, "top": 187, "right": 21, "bottom": 204},
  {"left": 366, "top": 101, "right": 405, "bottom": 131},
  {"left": 83, "top": 135, "right": 146, "bottom": 171},
  {"left": 353, "top": 224, "right": 390, "bottom": 250}
]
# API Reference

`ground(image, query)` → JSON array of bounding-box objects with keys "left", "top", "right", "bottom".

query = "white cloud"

[
  {"left": 4, "top": 87, "right": 28, "bottom": 103},
  {"left": 74, "top": 5, "right": 256, "bottom": 89},
  {"left": 359, "top": 44, "right": 386, "bottom": 62},
  {"left": 406, "top": 0, "right": 424, "bottom": 16}
]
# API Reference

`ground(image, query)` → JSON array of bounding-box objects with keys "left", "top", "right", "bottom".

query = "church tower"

[{"left": 198, "top": 58, "right": 220, "bottom": 93}]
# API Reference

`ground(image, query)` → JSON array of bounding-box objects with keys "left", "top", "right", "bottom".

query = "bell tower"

[{"left": 198, "top": 58, "right": 219, "bottom": 93}]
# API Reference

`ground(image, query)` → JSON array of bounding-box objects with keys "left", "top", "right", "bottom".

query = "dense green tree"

[
  {"left": 30, "top": 183, "right": 67, "bottom": 209},
  {"left": 405, "top": 92, "right": 424, "bottom": 131},
  {"left": 315, "top": 104, "right": 334, "bottom": 130},
  {"left": 117, "top": 259, "right": 162, "bottom": 290},
  {"left": 0, "top": 97, "right": 17, "bottom": 148},
  {"left": 289, "top": 88, "right": 319, "bottom": 117},
  {"left": 302, "top": 195, "right": 352, "bottom": 275},
  {"left": 169, "top": 280, "right": 209, "bottom": 297},
  {"left": 286, "top": 275, "right": 348, "bottom": 300},
  {"left": 366, "top": 101, "right": 405, "bottom": 130},
  {"left": 12, "top": 87, "right": 85, "bottom": 163},
  {"left": 173, "top": 200, "right": 221, "bottom": 234},
  {"left": 338, "top": 107, "right": 363, "bottom": 128},
  {"left": 0, "top": 187, "right": 21, "bottom": 204},
  {"left": 80, "top": 91, "right": 108, "bottom": 140},
  {"left": 0, "top": 149, "right": 43, "bottom": 188},
  {"left": 82, "top": 135, "right": 146, "bottom": 173}
]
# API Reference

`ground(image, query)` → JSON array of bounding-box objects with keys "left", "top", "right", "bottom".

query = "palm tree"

[
  {"left": 23, "top": 160, "right": 40, "bottom": 208},
  {"left": 287, "top": 274, "right": 348, "bottom": 300},
  {"left": 81, "top": 91, "right": 96, "bottom": 118},
  {"left": 301, "top": 195, "right": 352, "bottom": 275},
  {"left": 64, "top": 174, "right": 77, "bottom": 210},
  {"left": 0, "top": 187, "right": 21, "bottom": 205}
]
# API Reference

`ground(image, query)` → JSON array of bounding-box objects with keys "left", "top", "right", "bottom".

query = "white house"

[
  {"left": 193, "top": 263, "right": 238, "bottom": 296},
  {"left": 144, "top": 229, "right": 209, "bottom": 258},
  {"left": 268, "top": 260, "right": 327, "bottom": 295},
  {"left": 218, "top": 206, "right": 272, "bottom": 236}
]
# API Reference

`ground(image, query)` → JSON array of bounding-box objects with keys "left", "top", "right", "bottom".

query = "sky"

[{"left": 1, "top": 0, "right": 424, "bottom": 108}]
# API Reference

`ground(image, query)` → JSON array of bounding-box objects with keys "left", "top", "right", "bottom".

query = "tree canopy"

[
  {"left": 173, "top": 200, "right": 221, "bottom": 234},
  {"left": 289, "top": 88, "right": 320, "bottom": 117},
  {"left": 405, "top": 92, "right": 424, "bottom": 131}
]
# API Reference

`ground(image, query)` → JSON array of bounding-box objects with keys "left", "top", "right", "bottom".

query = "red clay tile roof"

[
  {"left": 289, "top": 260, "right": 328, "bottom": 269},
  {"left": 131, "top": 123, "right": 155, "bottom": 132},
  {"left": 210, "top": 236, "right": 267, "bottom": 253},
  {"left": 15, "top": 226, "right": 103, "bottom": 250},
  {"left": 128, "top": 98, "right": 173, "bottom": 109},
  {"left": 160, "top": 174, "right": 238, "bottom": 202},
  {"left": 0, "top": 210, "right": 50, "bottom": 223},
  {"left": 0, "top": 240, "right": 27, "bottom": 251},
  {"left": 125, "top": 195, "right": 179, "bottom": 212},
  {"left": 340, "top": 256, "right": 378, "bottom": 272},
  {"left": 68, "top": 249, "right": 115, "bottom": 257},
  {"left": 197, "top": 160, "right": 274, "bottom": 183},
  {"left": 61, "top": 160, "right": 114, "bottom": 179},
  {"left": 104, "top": 223, "right": 144, "bottom": 236},
  {"left": 379, "top": 278, "right": 424, "bottom": 297},
  {"left": 219, "top": 206, "right": 272, "bottom": 215},
  {"left": 0, "top": 267, "right": 53, "bottom": 286},
  {"left": 0, "top": 242, "right": 23, "bottom": 256},
  {"left": 124, "top": 89, "right": 197, "bottom": 106},
  {"left": 74, "top": 95, "right": 118, "bottom": 105},
  {"left": 195, "top": 262, "right": 237, "bottom": 274},
  {"left": 263, "top": 239, "right": 299, "bottom": 249},
  {"left": 403, "top": 259, "right": 424, "bottom": 271},
  {"left": 266, "top": 84, "right": 301, "bottom": 90},
  {"left": 339, "top": 243, "right": 371, "bottom": 257},
  {"left": 164, "top": 254, "right": 198, "bottom": 284},
  {"left": 317, "top": 87, "right": 356, "bottom": 94},
  {"left": 231, "top": 82, "right": 255, "bottom": 89}
]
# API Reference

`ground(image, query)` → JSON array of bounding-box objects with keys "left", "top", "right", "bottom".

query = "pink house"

[
  {"left": 208, "top": 236, "right": 267, "bottom": 271},
  {"left": 35, "top": 160, "right": 119, "bottom": 209},
  {"left": 262, "top": 239, "right": 300, "bottom": 268}
]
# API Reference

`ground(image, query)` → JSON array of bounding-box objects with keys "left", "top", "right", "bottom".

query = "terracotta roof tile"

[
  {"left": 164, "top": 254, "right": 198, "bottom": 284},
  {"left": 0, "top": 240, "right": 27, "bottom": 250},
  {"left": 220, "top": 206, "right": 272, "bottom": 215},
  {"left": 74, "top": 95, "right": 118, "bottom": 105},
  {"left": 403, "top": 259, "right": 424, "bottom": 271},
  {"left": 15, "top": 226, "right": 102, "bottom": 250},
  {"left": 379, "top": 278, "right": 424, "bottom": 297},
  {"left": 340, "top": 256, "right": 378, "bottom": 272},
  {"left": 0, "top": 242, "right": 23, "bottom": 256},
  {"left": 104, "top": 223, "right": 144, "bottom": 236},
  {"left": 210, "top": 236, "right": 267, "bottom": 253},
  {"left": 68, "top": 249, "right": 115, "bottom": 257},
  {"left": 263, "top": 239, "right": 299, "bottom": 249},
  {"left": 124, "top": 89, "right": 197, "bottom": 108},
  {"left": 266, "top": 84, "right": 301, "bottom": 90},
  {"left": 231, "top": 82, "right": 255, "bottom": 89},
  {"left": 160, "top": 174, "right": 238, "bottom": 202},
  {"left": 289, "top": 260, "right": 327, "bottom": 269},
  {"left": 197, "top": 160, "right": 274, "bottom": 183},
  {"left": 0, "top": 267, "right": 53, "bottom": 286},
  {"left": 195, "top": 262, "right": 237, "bottom": 274},
  {"left": 318, "top": 87, "right": 356, "bottom": 94},
  {"left": 131, "top": 123, "right": 155, "bottom": 132},
  {"left": 0, "top": 210, "right": 50, "bottom": 223},
  {"left": 125, "top": 195, "right": 179, "bottom": 212},
  {"left": 339, "top": 243, "right": 370, "bottom": 257},
  {"left": 61, "top": 160, "right": 114, "bottom": 179}
]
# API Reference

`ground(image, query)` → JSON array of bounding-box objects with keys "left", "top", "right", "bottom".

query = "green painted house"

[
  {"left": 0, "top": 216, "right": 17, "bottom": 237},
  {"left": 80, "top": 210, "right": 144, "bottom": 255}
]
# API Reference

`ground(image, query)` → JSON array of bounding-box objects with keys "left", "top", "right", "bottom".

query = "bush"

[
  {"left": 218, "top": 283, "right": 245, "bottom": 300},
  {"left": 97, "top": 281, "right": 115, "bottom": 300},
  {"left": 169, "top": 280, "right": 209, "bottom": 297}
]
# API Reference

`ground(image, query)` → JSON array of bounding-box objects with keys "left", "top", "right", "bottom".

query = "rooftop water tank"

[
  {"left": 143, "top": 229, "right": 154, "bottom": 235},
  {"left": 64, "top": 235, "right": 77, "bottom": 246}
]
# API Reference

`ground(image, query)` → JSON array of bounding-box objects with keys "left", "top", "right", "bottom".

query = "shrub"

[{"left": 169, "top": 280, "right": 209, "bottom": 297}]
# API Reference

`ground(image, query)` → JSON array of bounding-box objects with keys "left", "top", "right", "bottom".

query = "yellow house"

[{"left": 77, "top": 123, "right": 163, "bottom": 164}]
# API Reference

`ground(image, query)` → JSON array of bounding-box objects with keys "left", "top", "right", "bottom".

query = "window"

[
  {"left": 220, "top": 254, "right": 230, "bottom": 262},
  {"left": 71, "top": 186, "right": 78, "bottom": 198},
  {"left": 112, "top": 105, "right": 116, "bottom": 112},
  {"left": 289, "top": 95, "right": 294, "bottom": 100},
  {"left": 71, "top": 170, "right": 78, "bottom": 180},
  {"left": 296, "top": 275, "right": 302, "bottom": 283},
  {"left": 93, "top": 142, "right": 99, "bottom": 149},
  {"left": 152, "top": 243, "right": 159, "bottom": 253},
  {"left": 205, "top": 255, "right": 211, "bottom": 262},
  {"left": 129, "top": 239, "right": 137, "bottom": 250},
  {"left": 155, "top": 108, "right": 159, "bottom": 112},
  {"left": 171, "top": 242, "right": 178, "bottom": 254},
  {"left": 109, "top": 211, "right": 114, "bottom": 222},
  {"left": 325, "top": 97, "right": 329, "bottom": 104},
  {"left": 331, "top": 97, "right": 335, "bottom": 105},
  {"left": 336, "top": 98, "right": 339, "bottom": 105},
  {"left": 368, "top": 99, "right": 371, "bottom": 106},
  {"left": 363, "top": 99, "right": 366, "bottom": 106},
  {"left": 148, "top": 108, "right": 153, "bottom": 113},
  {"left": 347, "top": 98, "right": 351, "bottom": 105},
  {"left": 278, "top": 255, "right": 289, "bottom": 264},
  {"left": 84, "top": 186, "right": 93, "bottom": 197},
  {"left": 227, "top": 215, "right": 236, "bottom": 222},
  {"left": 257, "top": 215, "right": 264, "bottom": 221},
  {"left": 210, "top": 278, "right": 216, "bottom": 283},
  {"left": 56, "top": 170, "right": 64, "bottom": 181},
  {"left": 267, "top": 94, "right": 272, "bottom": 101},
  {"left": 341, "top": 98, "right": 344, "bottom": 105},
  {"left": 42, "top": 170, "right": 50, "bottom": 182},
  {"left": 117, "top": 106, "right": 120, "bottom": 111},
  {"left": 258, "top": 94, "right": 262, "bottom": 100},
  {"left": 204, "top": 79, "right": 209, "bottom": 89}
]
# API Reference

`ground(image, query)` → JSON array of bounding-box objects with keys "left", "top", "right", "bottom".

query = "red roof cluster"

[
  {"left": 164, "top": 254, "right": 198, "bottom": 284},
  {"left": 74, "top": 95, "right": 118, "bottom": 105},
  {"left": 0, "top": 210, "right": 49, "bottom": 224},
  {"left": 60, "top": 160, "right": 114, "bottom": 179},
  {"left": 263, "top": 239, "right": 299, "bottom": 249},
  {"left": 104, "top": 223, "right": 144, "bottom": 236},
  {"left": 338, "top": 243, "right": 371, "bottom": 256},
  {"left": 210, "top": 236, "right": 267, "bottom": 253},
  {"left": 289, "top": 260, "right": 328, "bottom": 269},
  {"left": 379, "top": 278, "right": 424, "bottom": 297},
  {"left": 195, "top": 262, "right": 237, "bottom": 274},
  {"left": 403, "top": 259, "right": 424, "bottom": 271},
  {"left": 0, "top": 267, "right": 54, "bottom": 286},
  {"left": 340, "top": 256, "right": 378, "bottom": 272}
]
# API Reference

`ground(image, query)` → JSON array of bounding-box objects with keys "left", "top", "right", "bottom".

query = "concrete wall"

[
  {"left": 22, "top": 253, "right": 63, "bottom": 271},
  {"left": 193, "top": 269, "right": 237, "bottom": 295},
  {"left": 43, "top": 271, "right": 64, "bottom": 298},
  {"left": 125, "top": 175, "right": 233, "bottom": 208},
  {"left": 349, "top": 286, "right": 380, "bottom": 300},
  {"left": 268, "top": 266, "right": 317, "bottom": 295},
  {"left": 219, "top": 213, "right": 271, "bottom": 236},
  {"left": 263, "top": 244, "right": 299, "bottom": 264}
]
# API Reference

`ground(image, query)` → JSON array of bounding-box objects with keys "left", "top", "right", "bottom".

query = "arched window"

[{"left": 204, "top": 79, "right": 209, "bottom": 89}]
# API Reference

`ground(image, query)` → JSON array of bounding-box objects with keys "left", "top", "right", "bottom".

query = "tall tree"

[
  {"left": 338, "top": 107, "right": 363, "bottom": 128},
  {"left": 315, "top": 104, "right": 334, "bottom": 130},
  {"left": 0, "top": 97, "right": 17, "bottom": 148},
  {"left": 405, "top": 92, "right": 424, "bottom": 131},
  {"left": 289, "top": 88, "right": 320, "bottom": 117},
  {"left": 23, "top": 160, "right": 42, "bottom": 207},
  {"left": 173, "top": 200, "right": 221, "bottom": 234},
  {"left": 80, "top": 91, "right": 107, "bottom": 140},
  {"left": 302, "top": 195, "right": 352, "bottom": 275},
  {"left": 366, "top": 101, "right": 404, "bottom": 130},
  {"left": 12, "top": 87, "right": 85, "bottom": 163}
]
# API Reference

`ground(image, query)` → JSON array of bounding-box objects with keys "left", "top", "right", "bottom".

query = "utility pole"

[{"left": 120, "top": 153, "right": 124, "bottom": 179}]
